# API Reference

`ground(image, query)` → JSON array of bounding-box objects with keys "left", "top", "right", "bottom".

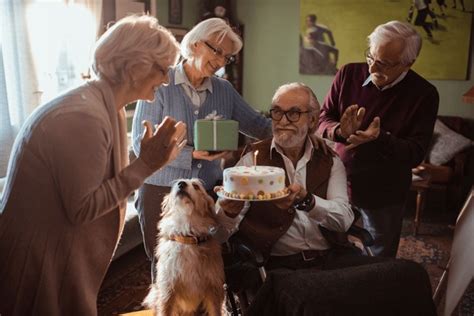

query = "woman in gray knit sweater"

[
  {"left": 0, "top": 15, "right": 186, "bottom": 315},
  {"left": 132, "top": 18, "right": 272, "bottom": 276}
]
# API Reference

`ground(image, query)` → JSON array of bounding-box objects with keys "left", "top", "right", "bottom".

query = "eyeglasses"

[
  {"left": 203, "top": 41, "right": 236, "bottom": 65},
  {"left": 365, "top": 49, "right": 401, "bottom": 71},
  {"left": 152, "top": 63, "right": 170, "bottom": 85},
  {"left": 269, "top": 108, "right": 312, "bottom": 123}
]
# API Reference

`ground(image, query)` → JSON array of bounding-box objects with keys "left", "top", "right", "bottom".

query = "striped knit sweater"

[{"left": 132, "top": 67, "right": 272, "bottom": 190}]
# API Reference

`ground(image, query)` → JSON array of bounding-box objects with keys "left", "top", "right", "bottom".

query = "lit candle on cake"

[{"left": 253, "top": 150, "right": 259, "bottom": 170}]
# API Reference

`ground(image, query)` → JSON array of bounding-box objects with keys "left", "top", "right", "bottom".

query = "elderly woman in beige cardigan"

[{"left": 0, "top": 15, "right": 186, "bottom": 315}]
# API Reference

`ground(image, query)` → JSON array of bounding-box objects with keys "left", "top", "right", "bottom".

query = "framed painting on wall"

[
  {"left": 169, "top": 0, "right": 183, "bottom": 25},
  {"left": 299, "top": 0, "right": 473, "bottom": 79}
]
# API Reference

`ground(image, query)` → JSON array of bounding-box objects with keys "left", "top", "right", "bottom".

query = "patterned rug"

[
  {"left": 398, "top": 218, "right": 474, "bottom": 316},
  {"left": 97, "top": 217, "right": 474, "bottom": 315}
]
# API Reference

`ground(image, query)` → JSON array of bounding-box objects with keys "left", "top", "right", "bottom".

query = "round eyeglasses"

[
  {"left": 204, "top": 41, "right": 236, "bottom": 65},
  {"left": 269, "top": 108, "right": 312, "bottom": 123},
  {"left": 365, "top": 49, "right": 402, "bottom": 72}
]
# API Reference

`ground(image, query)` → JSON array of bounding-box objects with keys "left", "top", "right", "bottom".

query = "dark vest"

[{"left": 234, "top": 138, "right": 334, "bottom": 259}]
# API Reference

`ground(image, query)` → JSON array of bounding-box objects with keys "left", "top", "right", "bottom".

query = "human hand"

[
  {"left": 309, "top": 134, "right": 329, "bottom": 155},
  {"left": 214, "top": 187, "right": 245, "bottom": 218},
  {"left": 346, "top": 117, "right": 380, "bottom": 150},
  {"left": 193, "top": 150, "right": 230, "bottom": 161},
  {"left": 139, "top": 117, "right": 187, "bottom": 171},
  {"left": 273, "top": 183, "right": 302, "bottom": 210},
  {"left": 340, "top": 105, "right": 365, "bottom": 138}
]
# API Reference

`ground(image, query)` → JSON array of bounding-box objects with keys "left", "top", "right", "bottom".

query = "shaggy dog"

[{"left": 143, "top": 179, "right": 225, "bottom": 316}]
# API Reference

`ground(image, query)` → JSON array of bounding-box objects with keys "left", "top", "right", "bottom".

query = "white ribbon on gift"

[{"left": 204, "top": 111, "right": 224, "bottom": 151}]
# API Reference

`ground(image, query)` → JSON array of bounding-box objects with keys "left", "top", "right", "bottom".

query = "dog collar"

[{"left": 169, "top": 235, "right": 211, "bottom": 245}]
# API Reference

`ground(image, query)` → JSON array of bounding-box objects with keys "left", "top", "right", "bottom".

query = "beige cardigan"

[{"left": 0, "top": 80, "right": 154, "bottom": 315}]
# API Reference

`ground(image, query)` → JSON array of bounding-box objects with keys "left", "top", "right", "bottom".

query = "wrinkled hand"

[
  {"left": 214, "top": 186, "right": 245, "bottom": 218},
  {"left": 340, "top": 104, "right": 365, "bottom": 138},
  {"left": 273, "top": 183, "right": 303, "bottom": 210},
  {"left": 193, "top": 150, "right": 230, "bottom": 161},
  {"left": 309, "top": 134, "right": 331, "bottom": 155},
  {"left": 346, "top": 117, "right": 380, "bottom": 150},
  {"left": 139, "top": 116, "right": 187, "bottom": 171}
]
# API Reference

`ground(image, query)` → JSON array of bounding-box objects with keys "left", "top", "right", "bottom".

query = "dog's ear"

[{"left": 161, "top": 193, "right": 172, "bottom": 216}]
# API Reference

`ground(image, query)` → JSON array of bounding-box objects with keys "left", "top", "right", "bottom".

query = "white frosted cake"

[{"left": 222, "top": 166, "right": 287, "bottom": 200}]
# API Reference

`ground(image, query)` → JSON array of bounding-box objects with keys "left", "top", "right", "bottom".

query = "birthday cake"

[{"left": 222, "top": 166, "right": 287, "bottom": 200}]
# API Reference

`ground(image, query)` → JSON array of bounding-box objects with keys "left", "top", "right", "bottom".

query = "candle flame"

[{"left": 253, "top": 150, "right": 259, "bottom": 170}]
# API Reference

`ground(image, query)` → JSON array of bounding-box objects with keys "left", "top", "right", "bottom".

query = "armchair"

[{"left": 410, "top": 115, "right": 474, "bottom": 233}]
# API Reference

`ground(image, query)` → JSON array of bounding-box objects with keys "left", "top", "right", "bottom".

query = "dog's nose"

[{"left": 177, "top": 181, "right": 187, "bottom": 190}]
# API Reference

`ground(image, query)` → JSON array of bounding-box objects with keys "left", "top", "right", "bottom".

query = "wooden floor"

[{"left": 98, "top": 246, "right": 151, "bottom": 315}]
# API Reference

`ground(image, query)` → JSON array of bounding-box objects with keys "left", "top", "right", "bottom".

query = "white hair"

[
  {"left": 180, "top": 18, "right": 243, "bottom": 60},
  {"left": 368, "top": 20, "right": 422, "bottom": 65},
  {"left": 272, "top": 82, "right": 320, "bottom": 117},
  {"left": 92, "top": 15, "right": 180, "bottom": 85}
]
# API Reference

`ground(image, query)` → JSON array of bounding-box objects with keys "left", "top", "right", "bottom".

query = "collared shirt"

[
  {"left": 362, "top": 71, "right": 408, "bottom": 91},
  {"left": 215, "top": 137, "right": 354, "bottom": 255},
  {"left": 174, "top": 62, "right": 213, "bottom": 107}
]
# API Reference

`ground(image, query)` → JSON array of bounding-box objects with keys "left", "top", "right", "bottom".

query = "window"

[{"left": 0, "top": 0, "right": 102, "bottom": 178}]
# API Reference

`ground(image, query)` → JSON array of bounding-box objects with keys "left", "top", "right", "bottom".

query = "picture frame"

[
  {"left": 299, "top": 0, "right": 472, "bottom": 79},
  {"left": 168, "top": 0, "right": 183, "bottom": 25}
]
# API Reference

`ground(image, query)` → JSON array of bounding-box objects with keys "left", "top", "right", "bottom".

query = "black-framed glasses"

[
  {"left": 365, "top": 49, "right": 401, "bottom": 71},
  {"left": 269, "top": 108, "right": 312, "bottom": 123},
  {"left": 204, "top": 41, "right": 236, "bottom": 65}
]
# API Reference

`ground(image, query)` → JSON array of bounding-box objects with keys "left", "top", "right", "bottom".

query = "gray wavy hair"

[
  {"left": 180, "top": 18, "right": 243, "bottom": 60},
  {"left": 92, "top": 15, "right": 180, "bottom": 85},
  {"left": 272, "top": 82, "right": 320, "bottom": 115},
  {"left": 368, "top": 20, "right": 422, "bottom": 65}
]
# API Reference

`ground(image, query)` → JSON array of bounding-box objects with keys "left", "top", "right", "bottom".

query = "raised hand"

[
  {"left": 340, "top": 104, "right": 365, "bottom": 138},
  {"left": 346, "top": 116, "right": 381, "bottom": 150},
  {"left": 139, "top": 116, "right": 187, "bottom": 171}
]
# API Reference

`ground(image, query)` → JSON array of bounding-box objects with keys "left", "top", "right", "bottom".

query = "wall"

[
  {"left": 235, "top": 0, "right": 474, "bottom": 118},
  {"left": 154, "top": 0, "right": 474, "bottom": 118},
  {"left": 155, "top": 0, "right": 200, "bottom": 29}
]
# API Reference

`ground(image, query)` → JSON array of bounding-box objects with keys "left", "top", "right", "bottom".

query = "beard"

[{"left": 274, "top": 128, "right": 307, "bottom": 149}]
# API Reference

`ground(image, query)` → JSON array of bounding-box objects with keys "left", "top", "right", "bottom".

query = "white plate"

[{"left": 216, "top": 189, "right": 289, "bottom": 202}]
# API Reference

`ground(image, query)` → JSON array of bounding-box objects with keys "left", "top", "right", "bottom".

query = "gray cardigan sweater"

[
  {"left": 132, "top": 66, "right": 272, "bottom": 190},
  {"left": 0, "top": 80, "right": 154, "bottom": 315}
]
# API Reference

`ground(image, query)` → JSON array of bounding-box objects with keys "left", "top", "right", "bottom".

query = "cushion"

[{"left": 428, "top": 119, "right": 473, "bottom": 166}]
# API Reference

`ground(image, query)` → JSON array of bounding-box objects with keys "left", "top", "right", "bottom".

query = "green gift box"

[{"left": 194, "top": 119, "right": 239, "bottom": 151}]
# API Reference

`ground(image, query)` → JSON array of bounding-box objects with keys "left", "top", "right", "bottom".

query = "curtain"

[
  {"left": 0, "top": 0, "right": 40, "bottom": 177},
  {"left": 0, "top": 0, "right": 102, "bottom": 178},
  {"left": 26, "top": 0, "right": 103, "bottom": 102}
]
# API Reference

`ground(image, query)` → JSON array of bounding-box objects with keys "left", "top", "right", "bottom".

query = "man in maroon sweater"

[{"left": 317, "top": 21, "right": 439, "bottom": 257}]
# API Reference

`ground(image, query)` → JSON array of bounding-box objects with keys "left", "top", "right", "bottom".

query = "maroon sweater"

[{"left": 317, "top": 63, "right": 439, "bottom": 208}]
